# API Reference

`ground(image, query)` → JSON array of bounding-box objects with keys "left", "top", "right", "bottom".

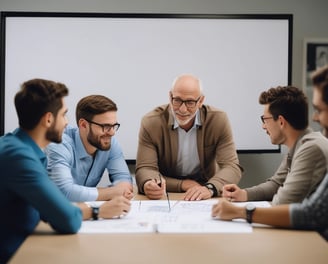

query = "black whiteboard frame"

[{"left": 0, "top": 12, "right": 292, "bottom": 162}]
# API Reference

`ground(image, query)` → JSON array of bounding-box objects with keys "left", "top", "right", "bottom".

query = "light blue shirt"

[
  {"left": 45, "top": 126, "right": 132, "bottom": 202},
  {"left": 174, "top": 110, "right": 201, "bottom": 176}
]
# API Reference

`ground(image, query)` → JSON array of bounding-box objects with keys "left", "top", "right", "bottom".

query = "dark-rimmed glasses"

[
  {"left": 85, "top": 119, "right": 120, "bottom": 133},
  {"left": 171, "top": 96, "right": 201, "bottom": 108},
  {"left": 260, "top": 115, "right": 274, "bottom": 124}
]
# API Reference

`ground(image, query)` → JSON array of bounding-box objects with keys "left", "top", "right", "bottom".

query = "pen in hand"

[
  {"left": 158, "top": 174, "right": 171, "bottom": 212},
  {"left": 157, "top": 173, "right": 163, "bottom": 188}
]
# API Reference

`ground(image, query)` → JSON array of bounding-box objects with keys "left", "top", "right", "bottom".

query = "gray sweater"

[
  {"left": 290, "top": 171, "right": 328, "bottom": 241},
  {"left": 246, "top": 129, "right": 328, "bottom": 205}
]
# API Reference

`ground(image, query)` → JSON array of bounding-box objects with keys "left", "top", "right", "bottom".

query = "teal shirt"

[{"left": 0, "top": 128, "right": 82, "bottom": 263}]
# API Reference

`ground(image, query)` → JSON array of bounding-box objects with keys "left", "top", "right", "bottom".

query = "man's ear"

[
  {"left": 198, "top": 95, "right": 205, "bottom": 108},
  {"left": 78, "top": 118, "right": 88, "bottom": 129},
  {"left": 43, "top": 112, "right": 53, "bottom": 128},
  {"left": 278, "top": 115, "right": 285, "bottom": 126},
  {"left": 168, "top": 91, "right": 173, "bottom": 102}
]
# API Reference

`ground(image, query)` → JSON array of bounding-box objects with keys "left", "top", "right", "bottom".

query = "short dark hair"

[
  {"left": 75, "top": 95, "right": 117, "bottom": 125},
  {"left": 311, "top": 65, "right": 328, "bottom": 105},
  {"left": 259, "top": 86, "right": 308, "bottom": 130},
  {"left": 14, "top": 78, "right": 69, "bottom": 130}
]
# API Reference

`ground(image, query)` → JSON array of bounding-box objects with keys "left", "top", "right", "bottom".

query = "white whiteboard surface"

[{"left": 1, "top": 13, "right": 292, "bottom": 160}]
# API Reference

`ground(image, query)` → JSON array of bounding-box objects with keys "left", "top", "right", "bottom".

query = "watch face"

[
  {"left": 206, "top": 184, "right": 213, "bottom": 190},
  {"left": 246, "top": 203, "right": 256, "bottom": 211}
]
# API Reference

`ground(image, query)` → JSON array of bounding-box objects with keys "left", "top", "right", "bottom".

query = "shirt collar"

[
  {"left": 288, "top": 127, "right": 313, "bottom": 158},
  {"left": 14, "top": 128, "right": 47, "bottom": 166},
  {"left": 173, "top": 109, "right": 201, "bottom": 130},
  {"left": 74, "top": 128, "right": 90, "bottom": 160}
]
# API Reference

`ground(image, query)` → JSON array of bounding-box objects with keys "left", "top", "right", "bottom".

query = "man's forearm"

[{"left": 252, "top": 205, "right": 291, "bottom": 227}]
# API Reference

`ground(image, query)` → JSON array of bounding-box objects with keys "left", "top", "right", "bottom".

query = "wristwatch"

[
  {"left": 245, "top": 203, "right": 256, "bottom": 224},
  {"left": 91, "top": 206, "right": 99, "bottom": 220},
  {"left": 204, "top": 183, "right": 217, "bottom": 197}
]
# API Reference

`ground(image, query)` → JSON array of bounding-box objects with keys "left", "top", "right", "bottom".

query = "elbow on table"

[{"left": 51, "top": 212, "right": 82, "bottom": 234}]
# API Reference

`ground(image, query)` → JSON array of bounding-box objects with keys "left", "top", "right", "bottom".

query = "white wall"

[
  {"left": 1, "top": 0, "right": 327, "bottom": 187},
  {"left": 3, "top": 15, "right": 289, "bottom": 157}
]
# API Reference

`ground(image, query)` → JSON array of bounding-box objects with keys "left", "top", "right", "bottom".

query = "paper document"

[{"left": 79, "top": 200, "right": 271, "bottom": 234}]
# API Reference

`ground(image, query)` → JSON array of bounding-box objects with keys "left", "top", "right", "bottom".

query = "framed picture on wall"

[
  {"left": 303, "top": 38, "right": 328, "bottom": 130},
  {"left": 303, "top": 38, "right": 328, "bottom": 88}
]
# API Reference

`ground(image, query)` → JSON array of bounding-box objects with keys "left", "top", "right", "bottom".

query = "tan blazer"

[{"left": 135, "top": 104, "right": 243, "bottom": 195}]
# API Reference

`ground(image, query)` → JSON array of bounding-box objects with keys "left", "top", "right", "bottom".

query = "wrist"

[
  {"left": 242, "top": 189, "right": 249, "bottom": 201},
  {"left": 180, "top": 180, "right": 186, "bottom": 192},
  {"left": 239, "top": 206, "right": 247, "bottom": 219},
  {"left": 85, "top": 203, "right": 99, "bottom": 220},
  {"left": 204, "top": 183, "right": 218, "bottom": 197},
  {"left": 245, "top": 203, "right": 256, "bottom": 223},
  {"left": 91, "top": 206, "right": 99, "bottom": 220}
]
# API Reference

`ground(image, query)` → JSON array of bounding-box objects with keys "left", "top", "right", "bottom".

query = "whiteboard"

[{"left": 0, "top": 13, "right": 292, "bottom": 160}]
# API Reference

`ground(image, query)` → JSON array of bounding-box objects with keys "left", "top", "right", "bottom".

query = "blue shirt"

[
  {"left": 45, "top": 126, "right": 132, "bottom": 202},
  {"left": 0, "top": 129, "right": 82, "bottom": 263},
  {"left": 290, "top": 172, "right": 328, "bottom": 241}
]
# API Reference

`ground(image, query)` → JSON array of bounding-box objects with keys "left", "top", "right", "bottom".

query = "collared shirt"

[
  {"left": 0, "top": 128, "right": 82, "bottom": 263},
  {"left": 135, "top": 104, "right": 242, "bottom": 194},
  {"left": 174, "top": 110, "right": 201, "bottom": 176},
  {"left": 45, "top": 126, "right": 132, "bottom": 202}
]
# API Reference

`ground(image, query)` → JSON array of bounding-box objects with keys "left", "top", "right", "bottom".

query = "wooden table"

[{"left": 10, "top": 193, "right": 328, "bottom": 264}]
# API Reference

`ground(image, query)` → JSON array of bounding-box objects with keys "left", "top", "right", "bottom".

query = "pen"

[
  {"left": 158, "top": 173, "right": 162, "bottom": 187},
  {"left": 158, "top": 174, "right": 171, "bottom": 212},
  {"left": 166, "top": 192, "right": 171, "bottom": 212}
]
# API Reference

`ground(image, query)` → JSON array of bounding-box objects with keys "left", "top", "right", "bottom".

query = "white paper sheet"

[{"left": 79, "top": 200, "right": 271, "bottom": 234}]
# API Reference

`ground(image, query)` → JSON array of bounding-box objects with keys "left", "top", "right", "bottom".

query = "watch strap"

[
  {"left": 204, "top": 183, "right": 218, "bottom": 197},
  {"left": 246, "top": 205, "right": 256, "bottom": 224},
  {"left": 91, "top": 206, "right": 99, "bottom": 220}
]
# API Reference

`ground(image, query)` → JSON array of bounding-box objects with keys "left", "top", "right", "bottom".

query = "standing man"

[
  {"left": 212, "top": 65, "right": 328, "bottom": 241},
  {"left": 46, "top": 95, "right": 133, "bottom": 202},
  {"left": 136, "top": 74, "right": 242, "bottom": 201},
  {"left": 0, "top": 79, "right": 131, "bottom": 263},
  {"left": 221, "top": 86, "right": 328, "bottom": 205}
]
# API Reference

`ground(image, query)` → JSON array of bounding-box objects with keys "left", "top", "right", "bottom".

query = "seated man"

[
  {"left": 46, "top": 95, "right": 133, "bottom": 202},
  {"left": 212, "top": 66, "right": 328, "bottom": 241},
  {"left": 0, "top": 79, "right": 130, "bottom": 263},
  {"left": 222, "top": 85, "right": 328, "bottom": 205},
  {"left": 135, "top": 74, "right": 243, "bottom": 201}
]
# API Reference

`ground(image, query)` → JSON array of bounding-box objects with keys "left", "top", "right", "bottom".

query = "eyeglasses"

[
  {"left": 85, "top": 119, "right": 120, "bottom": 133},
  {"left": 171, "top": 96, "right": 201, "bottom": 108},
  {"left": 260, "top": 115, "right": 274, "bottom": 124}
]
